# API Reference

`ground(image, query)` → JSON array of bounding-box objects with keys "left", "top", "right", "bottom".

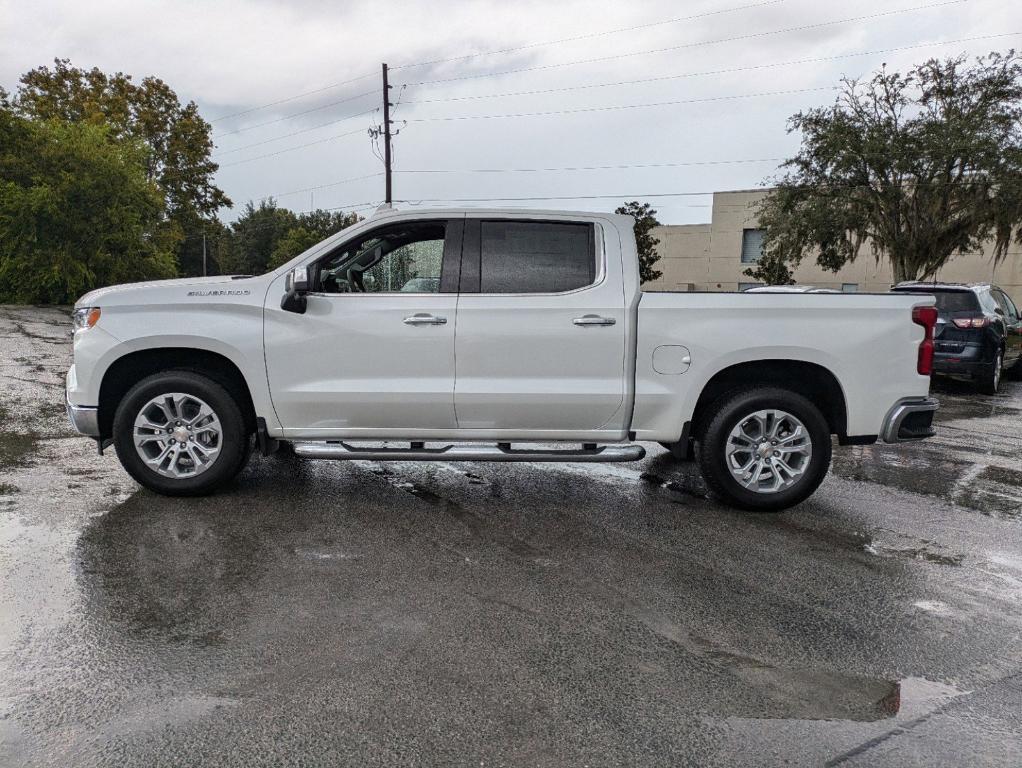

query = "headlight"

[{"left": 72, "top": 307, "right": 101, "bottom": 333}]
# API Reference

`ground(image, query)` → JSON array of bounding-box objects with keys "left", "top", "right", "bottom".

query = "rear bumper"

[
  {"left": 932, "top": 342, "right": 991, "bottom": 378},
  {"left": 881, "top": 397, "right": 939, "bottom": 443}
]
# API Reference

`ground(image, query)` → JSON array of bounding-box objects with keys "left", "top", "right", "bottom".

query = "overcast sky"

[{"left": 2, "top": 0, "right": 1020, "bottom": 224}]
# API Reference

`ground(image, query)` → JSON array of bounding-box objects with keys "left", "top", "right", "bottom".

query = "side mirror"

[{"left": 281, "top": 266, "right": 310, "bottom": 314}]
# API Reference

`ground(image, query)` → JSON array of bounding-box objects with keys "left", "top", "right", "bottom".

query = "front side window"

[
  {"left": 315, "top": 222, "right": 446, "bottom": 294},
  {"left": 479, "top": 221, "right": 595, "bottom": 294}
]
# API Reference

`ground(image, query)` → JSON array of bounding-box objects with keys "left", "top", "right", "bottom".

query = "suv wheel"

[
  {"left": 113, "top": 371, "right": 250, "bottom": 496},
  {"left": 977, "top": 351, "right": 1002, "bottom": 395},
  {"left": 695, "top": 387, "right": 832, "bottom": 512}
]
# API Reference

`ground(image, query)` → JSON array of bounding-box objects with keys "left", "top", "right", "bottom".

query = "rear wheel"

[
  {"left": 113, "top": 371, "right": 250, "bottom": 496},
  {"left": 695, "top": 387, "right": 832, "bottom": 512},
  {"left": 976, "top": 350, "right": 1002, "bottom": 395}
]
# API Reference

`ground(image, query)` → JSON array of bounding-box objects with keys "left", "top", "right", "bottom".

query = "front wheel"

[
  {"left": 695, "top": 387, "right": 832, "bottom": 512},
  {"left": 113, "top": 371, "right": 250, "bottom": 496}
]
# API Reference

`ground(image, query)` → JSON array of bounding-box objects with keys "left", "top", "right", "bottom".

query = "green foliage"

[
  {"left": 14, "top": 58, "right": 230, "bottom": 277},
  {"left": 750, "top": 52, "right": 1022, "bottom": 284},
  {"left": 0, "top": 106, "right": 176, "bottom": 304},
  {"left": 267, "top": 209, "right": 362, "bottom": 271},
  {"left": 615, "top": 201, "right": 663, "bottom": 283}
]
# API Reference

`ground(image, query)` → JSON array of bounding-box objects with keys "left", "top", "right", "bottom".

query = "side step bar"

[{"left": 292, "top": 442, "right": 646, "bottom": 463}]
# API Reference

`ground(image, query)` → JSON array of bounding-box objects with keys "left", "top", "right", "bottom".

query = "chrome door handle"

[
  {"left": 403, "top": 313, "right": 447, "bottom": 325},
  {"left": 573, "top": 314, "right": 616, "bottom": 326}
]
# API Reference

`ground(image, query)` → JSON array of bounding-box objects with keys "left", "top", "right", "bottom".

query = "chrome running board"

[{"left": 292, "top": 441, "right": 646, "bottom": 463}]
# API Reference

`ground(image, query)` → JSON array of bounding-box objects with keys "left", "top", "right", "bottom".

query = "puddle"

[
  {"left": 832, "top": 445, "right": 1021, "bottom": 518},
  {"left": 294, "top": 547, "right": 359, "bottom": 561},
  {"left": 0, "top": 430, "right": 38, "bottom": 469},
  {"left": 935, "top": 397, "right": 1021, "bottom": 422},
  {"left": 724, "top": 662, "right": 901, "bottom": 722},
  {"left": 912, "top": 600, "right": 953, "bottom": 615},
  {"left": 863, "top": 542, "right": 964, "bottom": 566}
]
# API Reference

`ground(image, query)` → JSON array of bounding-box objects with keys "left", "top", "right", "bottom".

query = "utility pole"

[
  {"left": 381, "top": 62, "right": 393, "bottom": 204},
  {"left": 202, "top": 230, "right": 207, "bottom": 277}
]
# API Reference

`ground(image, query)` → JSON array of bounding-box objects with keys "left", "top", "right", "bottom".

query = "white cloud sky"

[{"left": 2, "top": 0, "right": 1020, "bottom": 223}]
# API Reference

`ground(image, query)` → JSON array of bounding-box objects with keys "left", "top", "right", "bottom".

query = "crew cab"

[{"left": 66, "top": 207, "right": 939, "bottom": 511}]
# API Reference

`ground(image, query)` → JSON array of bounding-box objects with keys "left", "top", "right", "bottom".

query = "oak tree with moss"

[{"left": 747, "top": 52, "right": 1022, "bottom": 285}]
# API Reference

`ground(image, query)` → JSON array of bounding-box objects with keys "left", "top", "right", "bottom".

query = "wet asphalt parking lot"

[{"left": 1, "top": 305, "right": 1021, "bottom": 767}]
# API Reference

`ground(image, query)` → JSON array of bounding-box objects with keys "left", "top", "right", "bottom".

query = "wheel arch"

[
  {"left": 98, "top": 348, "right": 258, "bottom": 439},
  {"left": 690, "top": 359, "right": 848, "bottom": 440}
]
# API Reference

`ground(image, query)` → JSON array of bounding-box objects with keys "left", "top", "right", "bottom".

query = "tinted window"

[
  {"left": 479, "top": 221, "right": 595, "bottom": 293},
  {"left": 992, "top": 289, "right": 1019, "bottom": 320},
  {"left": 895, "top": 289, "right": 979, "bottom": 315}
]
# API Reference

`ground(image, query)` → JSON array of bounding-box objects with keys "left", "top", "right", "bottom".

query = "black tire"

[
  {"left": 976, "top": 351, "right": 1002, "bottom": 395},
  {"left": 695, "top": 386, "right": 832, "bottom": 512},
  {"left": 113, "top": 371, "right": 249, "bottom": 496}
]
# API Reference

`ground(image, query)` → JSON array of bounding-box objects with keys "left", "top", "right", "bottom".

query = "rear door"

[{"left": 453, "top": 218, "right": 628, "bottom": 435}]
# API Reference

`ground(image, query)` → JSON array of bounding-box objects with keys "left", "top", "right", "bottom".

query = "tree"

[
  {"left": 221, "top": 200, "right": 298, "bottom": 276},
  {"left": 615, "top": 201, "right": 663, "bottom": 283},
  {"left": 14, "top": 59, "right": 231, "bottom": 275},
  {"left": 0, "top": 104, "right": 176, "bottom": 304},
  {"left": 748, "top": 52, "right": 1022, "bottom": 285},
  {"left": 268, "top": 209, "right": 362, "bottom": 270}
]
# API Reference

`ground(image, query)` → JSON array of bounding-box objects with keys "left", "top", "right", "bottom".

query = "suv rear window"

[
  {"left": 479, "top": 221, "right": 595, "bottom": 293},
  {"left": 896, "top": 289, "right": 979, "bottom": 314}
]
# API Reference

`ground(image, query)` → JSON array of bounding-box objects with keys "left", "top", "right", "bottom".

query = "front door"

[
  {"left": 264, "top": 217, "right": 463, "bottom": 436},
  {"left": 453, "top": 218, "right": 628, "bottom": 436}
]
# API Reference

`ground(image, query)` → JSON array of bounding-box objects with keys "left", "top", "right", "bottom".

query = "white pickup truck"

[{"left": 66, "top": 207, "right": 939, "bottom": 511}]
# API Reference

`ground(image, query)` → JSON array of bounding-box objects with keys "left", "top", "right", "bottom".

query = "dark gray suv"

[{"left": 892, "top": 282, "right": 1022, "bottom": 394}]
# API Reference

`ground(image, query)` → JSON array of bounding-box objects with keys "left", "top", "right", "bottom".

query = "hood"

[{"left": 75, "top": 275, "right": 260, "bottom": 308}]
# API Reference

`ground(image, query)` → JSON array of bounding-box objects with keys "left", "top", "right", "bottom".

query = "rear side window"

[{"left": 478, "top": 221, "right": 595, "bottom": 294}]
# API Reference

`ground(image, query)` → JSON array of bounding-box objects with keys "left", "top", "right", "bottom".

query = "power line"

[
  {"left": 214, "top": 107, "right": 378, "bottom": 157},
  {"left": 212, "top": 89, "right": 377, "bottom": 138},
  {"left": 393, "top": 175, "right": 1018, "bottom": 206},
  {"left": 180, "top": 200, "right": 382, "bottom": 243},
  {"left": 271, "top": 173, "right": 386, "bottom": 199},
  {"left": 395, "top": 158, "right": 784, "bottom": 174},
  {"left": 406, "top": 86, "right": 838, "bottom": 123},
  {"left": 216, "top": 127, "right": 367, "bottom": 168},
  {"left": 399, "top": 32, "right": 1022, "bottom": 104},
  {"left": 397, "top": 0, "right": 967, "bottom": 87},
  {"left": 209, "top": 71, "right": 378, "bottom": 123},
  {"left": 390, "top": 0, "right": 787, "bottom": 71}
]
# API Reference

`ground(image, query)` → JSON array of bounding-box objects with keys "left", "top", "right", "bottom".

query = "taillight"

[
  {"left": 951, "top": 315, "right": 991, "bottom": 329},
  {"left": 912, "top": 306, "right": 938, "bottom": 376}
]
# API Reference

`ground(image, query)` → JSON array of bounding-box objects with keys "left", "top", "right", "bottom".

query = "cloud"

[{"left": 1, "top": 0, "right": 1014, "bottom": 223}]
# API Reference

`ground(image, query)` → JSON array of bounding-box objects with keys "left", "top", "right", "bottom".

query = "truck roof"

[{"left": 369, "top": 203, "right": 634, "bottom": 222}]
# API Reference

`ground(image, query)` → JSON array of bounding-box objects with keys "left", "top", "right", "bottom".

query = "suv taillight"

[
  {"left": 912, "top": 306, "right": 938, "bottom": 376},
  {"left": 951, "top": 315, "right": 991, "bottom": 329}
]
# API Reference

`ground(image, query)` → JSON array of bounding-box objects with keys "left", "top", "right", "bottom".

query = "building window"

[
  {"left": 738, "top": 282, "right": 762, "bottom": 292},
  {"left": 841, "top": 283, "right": 858, "bottom": 292},
  {"left": 741, "top": 229, "right": 765, "bottom": 263}
]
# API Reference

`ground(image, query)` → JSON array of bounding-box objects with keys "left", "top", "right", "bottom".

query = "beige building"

[{"left": 647, "top": 189, "right": 1022, "bottom": 298}]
